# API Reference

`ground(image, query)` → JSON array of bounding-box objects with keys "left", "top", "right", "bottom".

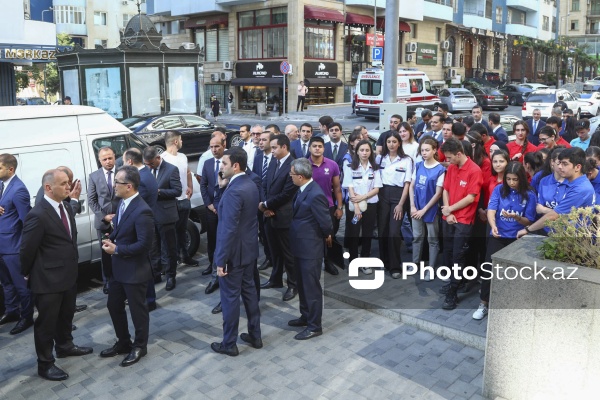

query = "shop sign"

[
  {"left": 366, "top": 34, "right": 384, "bottom": 46},
  {"left": 2, "top": 47, "right": 56, "bottom": 61},
  {"left": 304, "top": 62, "right": 338, "bottom": 79},
  {"left": 416, "top": 43, "right": 437, "bottom": 66},
  {"left": 235, "top": 61, "right": 282, "bottom": 78}
]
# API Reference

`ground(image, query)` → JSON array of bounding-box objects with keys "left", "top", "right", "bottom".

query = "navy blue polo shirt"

[
  {"left": 553, "top": 175, "right": 596, "bottom": 214},
  {"left": 488, "top": 186, "right": 537, "bottom": 239}
]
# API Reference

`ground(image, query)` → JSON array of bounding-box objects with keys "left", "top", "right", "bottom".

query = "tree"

[
  {"left": 45, "top": 33, "right": 75, "bottom": 97},
  {"left": 517, "top": 36, "right": 534, "bottom": 83}
]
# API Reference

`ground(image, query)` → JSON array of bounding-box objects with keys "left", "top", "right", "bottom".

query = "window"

[
  {"left": 410, "top": 23, "right": 417, "bottom": 39},
  {"left": 493, "top": 42, "right": 501, "bottom": 69},
  {"left": 54, "top": 6, "right": 85, "bottom": 24},
  {"left": 495, "top": 7, "right": 502, "bottom": 24},
  {"left": 552, "top": 16, "right": 557, "bottom": 32},
  {"left": 486, "top": 0, "right": 492, "bottom": 19},
  {"left": 572, "top": 0, "right": 580, "bottom": 11},
  {"left": 238, "top": 7, "right": 287, "bottom": 60},
  {"left": 436, "top": 28, "right": 442, "bottom": 42},
  {"left": 196, "top": 27, "right": 229, "bottom": 61},
  {"left": 123, "top": 14, "right": 132, "bottom": 29},
  {"left": 171, "top": 20, "right": 185, "bottom": 34},
  {"left": 359, "top": 79, "right": 381, "bottom": 96},
  {"left": 543, "top": 16, "right": 550, "bottom": 31},
  {"left": 571, "top": 20, "right": 579, "bottom": 31},
  {"left": 94, "top": 11, "right": 107, "bottom": 26},
  {"left": 94, "top": 39, "right": 108, "bottom": 48},
  {"left": 409, "top": 79, "right": 423, "bottom": 94},
  {"left": 448, "top": 36, "right": 456, "bottom": 67},
  {"left": 305, "top": 24, "right": 334, "bottom": 60}
]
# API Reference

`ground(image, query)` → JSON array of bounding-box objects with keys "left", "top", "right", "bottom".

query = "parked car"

[
  {"left": 120, "top": 113, "right": 240, "bottom": 157},
  {"left": 499, "top": 114, "right": 521, "bottom": 142},
  {"left": 499, "top": 85, "right": 533, "bottom": 106},
  {"left": 437, "top": 88, "right": 478, "bottom": 113},
  {"left": 573, "top": 92, "right": 600, "bottom": 117},
  {"left": 521, "top": 89, "right": 581, "bottom": 119},
  {"left": 519, "top": 83, "right": 549, "bottom": 91},
  {"left": 16, "top": 97, "right": 49, "bottom": 105},
  {"left": 470, "top": 87, "right": 508, "bottom": 110},
  {"left": 583, "top": 77, "right": 600, "bottom": 92}
]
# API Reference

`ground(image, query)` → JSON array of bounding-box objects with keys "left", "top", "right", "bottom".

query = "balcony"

[
  {"left": 506, "top": 0, "right": 539, "bottom": 13},
  {"left": 463, "top": 11, "right": 493, "bottom": 31},
  {"left": 424, "top": 0, "right": 453, "bottom": 22},
  {"left": 589, "top": 6, "right": 600, "bottom": 17},
  {"left": 505, "top": 22, "right": 538, "bottom": 38},
  {"left": 586, "top": 28, "right": 600, "bottom": 34},
  {"left": 56, "top": 23, "right": 87, "bottom": 37},
  {"left": 152, "top": 0, "right": 229, "bottom": 16}
]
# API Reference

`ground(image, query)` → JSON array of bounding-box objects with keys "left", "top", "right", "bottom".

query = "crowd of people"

[{"left": 1, "top": 103, "right": 599, "bottom": 381}]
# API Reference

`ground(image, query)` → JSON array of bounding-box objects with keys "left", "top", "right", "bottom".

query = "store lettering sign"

[
  {"left": 253, "top": 63, "right": 267, "bottom": 76},
  {"left": 304, "top": 62, "right": 338, "bottom": 79},
  {"left": 416, "top": 43, "right": 437, "bottom": 66},
  {"left": 236, "top": 62, "right": 281, "bottom": 78},
  {"left": 3, "top": 48, "right": 56, "bottom": 61}
]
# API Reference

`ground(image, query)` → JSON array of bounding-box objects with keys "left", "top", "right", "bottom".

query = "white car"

[
  {"left": 519, "top": 83, "right": 549, "bottom": 91},
  {"left": 522, "top": 89, "right": 581, "bottom": 119},
  {"left": 573, "top": 92, "right": 600, "bottom": 117}
]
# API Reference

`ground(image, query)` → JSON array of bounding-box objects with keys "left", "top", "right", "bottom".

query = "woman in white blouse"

[{"left": 375, "top": 131, "right": 414, "bottom": 278}]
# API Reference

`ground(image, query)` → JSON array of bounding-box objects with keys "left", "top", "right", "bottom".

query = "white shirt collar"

[
  {"left": 2, "top": 174, "right": 15, "bottom": 186},
  {"left": 278, "top": 153, "right": 291, "bottom": 165},
  {"left": 229, "top": 172, "right": 245, "bottom": 184},
  {"left": 300, "top": 178, "right": 313, "bottom": 192},
  {"left": 493, "top": 125, "right": 500, "bottom": 133},
  {"left": 121, "top": 192, "right": 139, "bottom": 211}
]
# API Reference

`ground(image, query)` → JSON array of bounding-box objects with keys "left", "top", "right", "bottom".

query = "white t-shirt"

[
  {"left": 161, "top": 151, "right": 189, "bottom": 200},
  {"left": 402, "top": 141, "right": 419, "bottom": 161}
]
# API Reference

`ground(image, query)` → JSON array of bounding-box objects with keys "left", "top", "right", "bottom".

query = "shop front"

[
  {"left": 231, "top": 61, "right": 286, "bottom": 113},
  {"left": 303, "top": 61, "right": 342, "bottom": 106}
]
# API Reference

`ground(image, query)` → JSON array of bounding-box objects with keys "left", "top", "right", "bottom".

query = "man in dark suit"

[
  {"left": 259, "top": 134, "right": 299, "bottom": 301},
  {"left": 288, "top": 158, "right": 333, "bottom": 340},
  {"left": 290, "top": 123, "right": 313, "bottom": 159},
  {"left": 123, "top": 148, "right": 159, "bottom": 311},
  {"left": 88, "top": 147, "right": 120, "bottom": 294},
  {"left": 252, "top": 131, "right": 274, "bottom": 271},
  {"left": 0, "top": 154, "right": 33, "bottom": 335},
  {"left": 488, "top": 113, "right": 509, "bottom": 143},
  {"left": 20, "top": 169, "right": 93, "bottom": 381},
  {"left": 324, "top": 122, "right": 349, "bottom": 168},
  {"left": 526, "top": 109, "right": 546, "bottom": 146},
  {"left": 100, "top": 166, "right": 154, "bottom": 367},
  {"left": 471, "top": 105, "right": 491, "bottom": 134},
  {"left": 143, "top": 146, "right": 182, "bottom": 291},
  {"left": 200, "top": 136, "right": 226, "bottom": 294},
  {"left": 211, "top": 147, "right": 261, "bottom": 356}
]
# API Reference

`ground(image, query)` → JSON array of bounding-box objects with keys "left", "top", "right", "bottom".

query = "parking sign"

[{"left": 372, "top": 47, "right": 383, "bottom": 61}]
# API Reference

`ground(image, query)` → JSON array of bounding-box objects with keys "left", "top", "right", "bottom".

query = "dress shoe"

[
  {"left": 258, "top": 259, "right": 272, "bottom": 271},
  {"left": 100, "top": 342, "right": 133, "bottom": 358},
  {"left": 288, "top": 318, "right": 308, "bottom": 327},
  {"left": 211, "top": 302, "right": 222, "bottom": 314},
  {"left": 103, "top": 283, "right": 109, "bottom": 294},
  {"left": 282, "top": 288, "right": 298, "bottom": 302},
  {"left": 182, "top": 257, "right": 199, "bottom": 266},
  {"left": 240, "top": 333, "right": 263, "bottom": 349},
  {"left": 154, "top": 274, "right": 162, "bottom": 284},
  {"left": 0, "top": 312, "right": 19, "bottom": 325},
  {"left": 72, "top": 325, "right": 77, "bottom": 331},
  {"left": 10, "top": 318, "right": 33, "bottom": 335},
  {"left": 260, "top": 281, "right": 283, "bottom": 289},
  {"left": 120, "top": 347, "right": 147, "bottom": 367},
  {"left": 38, "top": 364, "right": 69, "bottom": 381},
  {"left": 294, "top": 328, "right": 323, "bottom": 340},
  {"left": 324, "top": 263, "right": 339, "bottom": 276},
  {"left": 201, "top": 264, "right": 213, "bottom": 276},
  {"left": 205, "top": 280, "right": 219, "bottom": 294},
  {"left": 165, "top": 276, "right": 176, "bottom": 291},
  {"left": 56, "top": 345, "right": 93, "bottom": 358},
  {"left": 74, "top": 304, "right": 87, "bottom": 313},
  {"left": 148, "top": 301, "right": 157, "bottom": 312},
  {"left": 210, "top": 342, "right": 239, "bottom": 357}
]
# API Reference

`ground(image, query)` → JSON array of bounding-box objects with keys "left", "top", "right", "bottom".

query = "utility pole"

[{"left": 382, "top": 0, "right": 400, "bottom": 103}]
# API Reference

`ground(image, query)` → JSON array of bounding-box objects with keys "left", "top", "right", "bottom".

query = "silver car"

[{"left": 437, "top": 88, "right": 477, "bottom": 113}]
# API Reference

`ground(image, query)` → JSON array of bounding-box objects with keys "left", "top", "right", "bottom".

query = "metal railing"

[
  {"left": 464, "top": 9, "right": 484, "bottom": 17},
  {"left": 425, "top": 0, "right": 452, "bottom": 6}
]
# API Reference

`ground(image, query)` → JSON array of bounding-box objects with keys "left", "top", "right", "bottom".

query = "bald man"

[{"left": 284, "top": 125, "right": 299, "bottom": 141}]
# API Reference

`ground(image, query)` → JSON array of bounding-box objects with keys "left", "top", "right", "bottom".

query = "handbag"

[{"left": 349, "top": 200, "right": 367, "bottom": 212}]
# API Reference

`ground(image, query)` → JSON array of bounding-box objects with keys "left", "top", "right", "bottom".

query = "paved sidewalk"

[
  {"left": 0, "top": 256, "right": 486, "bottom": 399},
  {"left": 208, "top": 104, "right": 358, "bottom": 124}
]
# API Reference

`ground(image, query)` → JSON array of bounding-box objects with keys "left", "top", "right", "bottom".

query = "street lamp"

[{"left": 42, "top": 7, "right": 53, "bottom": 22}]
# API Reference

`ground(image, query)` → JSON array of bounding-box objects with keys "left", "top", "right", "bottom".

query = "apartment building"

[{"left": 561, "top": 0, "right": 600, "bottom": 56}]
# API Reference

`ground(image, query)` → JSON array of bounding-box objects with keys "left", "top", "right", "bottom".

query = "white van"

[
  {"left": 0, "top": 105, "right": 204, "bottom": 265},
  {"left": 355, "top": 68, "right": 440, "bottom": 119}
]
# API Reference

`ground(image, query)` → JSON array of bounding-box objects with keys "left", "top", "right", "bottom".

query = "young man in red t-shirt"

[{"left": 439, "top": 138, "right": 483, "bottom": 310}]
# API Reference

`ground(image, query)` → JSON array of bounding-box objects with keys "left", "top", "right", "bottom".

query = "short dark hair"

[
  {"left": 165, "top": 130, "right": 181, "bottom": 146},
  {"left": 563, "top": 108, "right": 573, "bottom": 115},
  {"left": 124, "top": 148, "right": 143, "bottom": 165},
  {"left": 224, "top": 147, "right": 248, "bottom": 171},
  {"left": 546, "top": 116, "right": 562, "bottom": 126},
  {"left": 0, "top": 153, "right": 17, "bottom": 170},
  {"left": 470, "top": 123, "right": 488, "bottom": 137},
  {"left": 421, "top": 109, "right": 433, "bottom": 118},
  {"left": 319, "top": 116, "right": 334, "bottom": 126},
  {"left": 452, "top": 122, "right": 466, "bottom": 137},
  {"left": 64, "top": 96, "right": 71, "bottom": 101},
  {"left": 488, "top": 113, "right": 500, "bottom": 125},
  {"left": 472, "top": 105, "right": 483, "bottom": 112},
  {"left": 441, "top": 138, "right": 464, "bottom": 155},
  {"left": 390, "top": 114, "right": 403, "bottom": 122},
  {"left": 265, "top": 124, "right": 281, "bottom": 134},
  {"left": 118, "top": 165, "right": 141, "bottom": 190},
  {"left": 241, "top": 124, "right": 251, "bottom": 132},
  {"left": 214, "top": 127, "right": 227, "bottom": 134},
  {"left": 309, "top": 136, "right": 325, "bottom": 147},
  {"left": 463, "top": 116, "right": 475, "bottom": 128},
  {"left": 143, "top": 146, "right": 160, "bottom": 161},
  {"left": 98, "top": 146, "right": 115, "bottom": 157},
  {"left": 437, "top": 103, "right": 449, "bottom": 112},
  {"left": 271, "top": 134, "right": 290, "bottom": 150},
  {"left": 300, "top": 123, "right": 313, "bottom": 132},
  {"left": 558, "top": 147, "right": 588, "bottom": 174},
  {"left": 432, "top": 112, "right": 444, "bottom": 120},
  {"left": 539, "top": 125, "right": 557, "bottom": 138},
  {"left": 407, "top": 110, "right": 416, "bottom": 120},
  {"left": 328, "top": 122, "right": 342, "bottom": 131}
]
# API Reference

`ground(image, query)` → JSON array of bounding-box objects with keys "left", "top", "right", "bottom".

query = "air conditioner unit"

[
  {"left": 405, "top": 42, "right": 417, "bottom": 53},
  {"left": 443, "top": 52, "right": 453, "bottom": 67},
  {"left": 181, "top": 42, "right": 196, "bottom": 50},
  {"left": 223, "top": 61, "right": 233, "bottom": 70},
  {"left": 441, "top": 40, "right": 450, "bottom": 50},
  {"left": 405, "top": 54, "right": 414, "bottom": 62},
  {"left": 448, "top": 68, "right": 457, "bottom": 78},
  {"left": 211, "top": 73, "right": 220, "bottom": 82},
  {"left": 221, "top": 71, "right": 232, "bottom": 81}
]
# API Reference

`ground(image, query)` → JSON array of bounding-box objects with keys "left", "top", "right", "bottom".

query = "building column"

[
  {"left": 0, "top": 63, "right": 17, "bottom": 106},
  {"left": 288, "top": 2, "right": 303, "bottom": 111}
]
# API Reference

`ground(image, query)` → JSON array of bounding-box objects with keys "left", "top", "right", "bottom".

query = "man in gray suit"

[
  {"left": 143, "top": 146, "right": 182, "bottom": 291},
  {"left": 88, "top": 147, "right": 120, "bottom": 294}
]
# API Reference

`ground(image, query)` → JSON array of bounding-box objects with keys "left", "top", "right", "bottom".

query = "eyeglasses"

[
  {"left": 251, "top": 132, "right": 262, "bottom": 135},
  {"left": 289, "top": 172, "right": 301, "bottom": 176},
  {"left": 114, "top": 180, "right": 129, "bottom": 185}
]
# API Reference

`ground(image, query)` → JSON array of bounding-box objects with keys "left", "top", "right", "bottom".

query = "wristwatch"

[
  {"left": 525, "top": 227, "right": 531, "bottom": 233},
  {"left": 337, "top": 206, "right": 343, "bottom": 210}
]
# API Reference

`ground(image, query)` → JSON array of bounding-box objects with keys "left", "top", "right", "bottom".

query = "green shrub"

[{"left": 538, "top": 206, "right": 600, "bottom": 268}]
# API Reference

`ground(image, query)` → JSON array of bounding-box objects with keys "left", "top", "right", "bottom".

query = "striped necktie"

[{"left": 262, "top": 156, "right": 268, "bottom": 181}]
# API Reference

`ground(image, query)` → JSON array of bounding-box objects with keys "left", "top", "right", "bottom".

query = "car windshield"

[
  {"left": 28, "top": 98, "right": 49, "bottom": 105},
  {"left": 453, "top": 90, "right": 472, "bottom": 96},
  {"left": 580, "top": 93, "right": 593, "bottom": 99},
  {"left": 120, "top": 117, "right": 148, "bottom": 130},
  {"left": 527, "top": 94, "right": 555, "bottom": 103},
  {"left": 487, "top": 89, "right": 503, "bottom": 95}
]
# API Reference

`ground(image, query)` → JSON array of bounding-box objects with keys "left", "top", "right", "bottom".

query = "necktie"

[
  {"left": 107, "top": 170, "right": 113, "bottom": 195},
  {"left": 0, "top": 181, "right": 4, "bottom": 200},
  {"left": 276, "top": 160, "right": 281, "bottom": 174},
  {"left": 153, "top": 168, "right": 157, "bottom": 179},
  {"left": 262, "top": 156, "right": 268, "bottom": 180},
  {"left": 302, "top": 143, "right": 307, "bottom": 157},
  {"left": 117, "top": 201, "right": 125, "bottom": 226},
  {"left": 533, "top": 121, "right": 537, "bottom": 133},
  {"left": 59, "top": 204, "right": 71, "bottom": 238},
  {"left": 214, "top": 159, "right": 220, "bottom": 183},
  {"left": 333, "top": 144, "right": 338, "bottom": 160}
]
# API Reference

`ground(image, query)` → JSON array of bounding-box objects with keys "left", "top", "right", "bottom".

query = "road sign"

[
  {"left": 280, "top": 61, "right": 290, "bottom": 75},
  {"left": 372, "top": 47, "right": 383, "bottom": 61}
]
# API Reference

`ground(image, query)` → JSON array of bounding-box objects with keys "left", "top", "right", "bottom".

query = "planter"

[{"left": 483, "top": 235, "right": 600, "bottom": 400}]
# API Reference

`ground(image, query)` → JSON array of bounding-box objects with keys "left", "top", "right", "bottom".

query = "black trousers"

[
  {"left": 294, "top": 257, "right": 323, "bottom": 331},
  {"left": 34, "top": 284, "right": 77, "bottom": 368},
  {"left": 324, "top": 206, "right": 342, "bottom": 265},
  {"left": 151, "top": 223, "right": 178, "bottom": 277},
  {"left": 265, "top": 223, "right": 296, "bottom": 289},
  {"left": 480, "top": 236, "right": 516, "bottom": 303},
  {"left": 297, "top": 95, "right": 306, "bottom": 111},
  {"left": 175, "top": 199, "right": 192, "bottom": 259},
  {"left": 97, "top": 230, "right": 113, "bottom": 283},
  {"left": 442, "top": 221, "right": 473, "bottom": 290},
  {"left": 257, "top": 212, "right": 271, "bottom": 262},
  {"left": 378, "top": 185, "right": 404, "bottom": 272},
  {"left": 107, "top": 279, "right": 149, "bottom": 349},
  {"left": 205, "top": 211, "right": 218, "bottom": 264},
  {"left": 347, "top": 203, "right": 377, "bottom": 261}
]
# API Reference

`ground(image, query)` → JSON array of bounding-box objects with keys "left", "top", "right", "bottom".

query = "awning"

[
  {"left": 184, "top": 14, "right": 228, "bottom": 29},
  {"left": 376, "top": 17, "right": 411, "bottom": 32},
  {"left": 304, "top": 5, "right": 345, "bottom": 23},
  {"left": 345, "top": 12, "right": 374, "bottom": 27},
  {"left": 304, "top": 78, "right": 343, "bottom": 87},
  {"left": 230, "top": 78, "right": 283, "bottom": 87}
]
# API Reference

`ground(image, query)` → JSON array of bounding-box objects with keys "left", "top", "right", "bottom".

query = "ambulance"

[{"left": 355, "top": 68, "right": 440, "bottom": 119}]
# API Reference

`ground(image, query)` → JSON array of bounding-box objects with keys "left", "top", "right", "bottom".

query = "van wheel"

[
  {"left": 155, "top": 145, "right": 166, "bottom": 155},
  {"left": 185, "top": 220, "right": 200, "bottom": 257},
  {"left": 509, "top": 97, "right": 517, "bottom": 106},
  {"left": 229, "top": 133, "right": 242, "bottom": 148}
]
